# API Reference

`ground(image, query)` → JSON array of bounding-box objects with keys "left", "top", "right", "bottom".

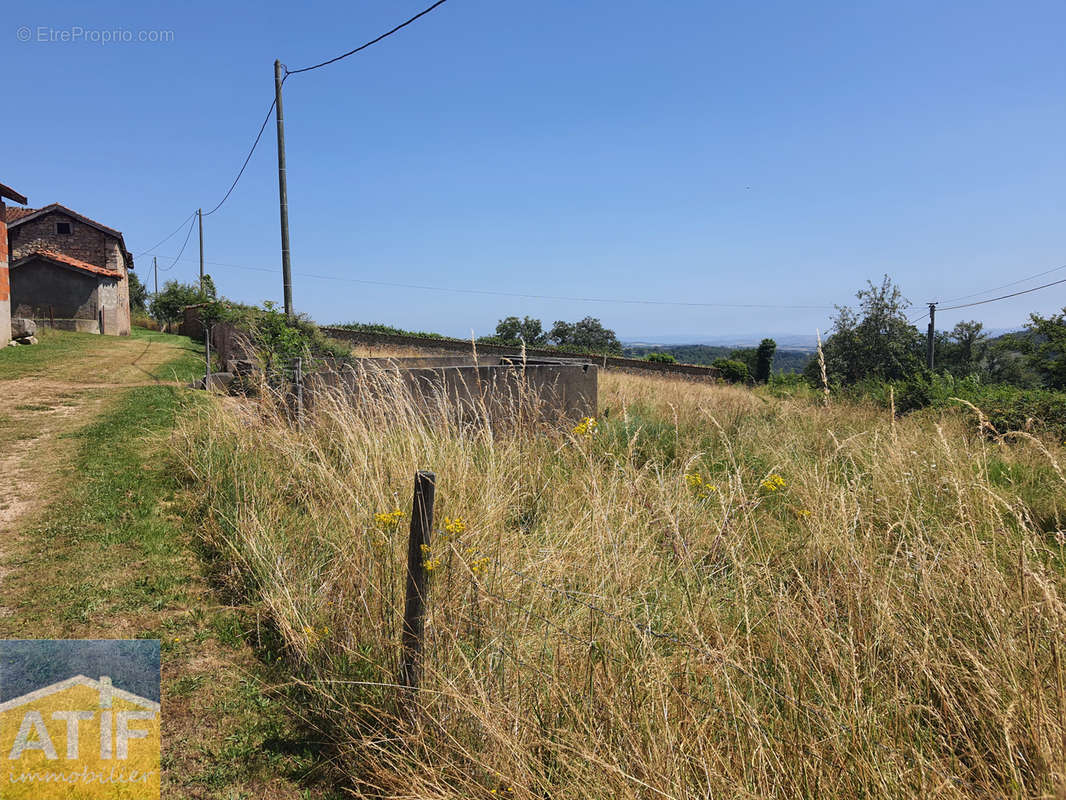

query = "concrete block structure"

[
  {"left": 0, "top": 182, "right": 29, "bottom": 347},
  {"left": 309, "top": 356, "right": 598, "bottom": 427},
  {"left": 5, "top": 203, "right": 134, "bottom": 336}
]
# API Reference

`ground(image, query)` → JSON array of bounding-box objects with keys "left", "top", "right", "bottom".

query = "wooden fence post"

[
  {"left": 293, "top": 357, "right": 303, "bottom": 427},
  {"left": 400, "top": 470, "right": 436, "bottom": 695}
]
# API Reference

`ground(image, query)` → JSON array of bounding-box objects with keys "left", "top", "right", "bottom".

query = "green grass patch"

[
  {"left": 0, "top": 382, "right": 338, "bottom": 795},
  {"left": 0, "top": 327, "right": 101, "bottom": 379}
]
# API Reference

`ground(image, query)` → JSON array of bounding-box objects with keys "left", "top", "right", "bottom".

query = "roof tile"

[
  {"left": 4, "top": 207, "right": 37, "bottom": 223},
  {"left": 13, "top": 248, "right": 124, "bottom": 279}
]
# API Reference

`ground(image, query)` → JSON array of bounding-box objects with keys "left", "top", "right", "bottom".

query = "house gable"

[{"left": 6, "top": 204, "right": 133, "bottom": 273}]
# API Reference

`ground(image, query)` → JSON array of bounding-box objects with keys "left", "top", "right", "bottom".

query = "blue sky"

[{"left": 6, "top": 0, "right": 1065, "bottom": 341}]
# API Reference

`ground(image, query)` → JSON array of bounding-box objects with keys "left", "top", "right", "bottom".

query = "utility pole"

[
  {"left": 926, "top": 302, "right": 936, "bottom": 370},
  {"left": 153, "top": 256, "right": 158, "bottom": 297},
  {"left": 198, "top": 208, "right": 205, "bottom": 292},
  {"left": 274, "top": 59, "right": 294, "bottom": 318}
]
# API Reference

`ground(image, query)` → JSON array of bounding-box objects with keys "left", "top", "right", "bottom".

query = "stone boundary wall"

[{"left": 320, "top": 328, "right": 721, "bottom": 380}]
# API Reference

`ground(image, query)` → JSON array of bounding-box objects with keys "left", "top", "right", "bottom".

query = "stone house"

[{"left": 4, "top": 203, "right": 134, "bottom": 336}]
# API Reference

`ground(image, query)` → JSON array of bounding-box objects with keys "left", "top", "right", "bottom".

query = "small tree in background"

[
  {"left": 754, "top": 338, "right": 777, "bottom": 383},
  {"left": 549, "top": 317, "right": 622, "bottom": 354},
  {"left": 494, "top": 315, "right": 548, "bottom": 346},
  {"left": 128, "top": 272, "right": 149, "bottom": 313},
  {"left": 712, "top": 358, "right": 749, "bottom": 383},
  {"left": 728, "top": 347, "right": 757, "bottom": 375},
  {"left": 1026, "top": 308, "right": 1066, "bottom": 390},
  {"left": 818, "top": 275, "right": 923, "bottom": 384},
  {"left": 149, "top": 280, "right": 207, "bottom": 330},
  {"left": 646, "top": 352, "right": 676, "bottom": 364}
]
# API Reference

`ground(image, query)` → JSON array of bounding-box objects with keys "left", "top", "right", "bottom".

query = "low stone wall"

[
  {"left": 320, "top": 328, "right": 720, "bottom": 380},
  {"left": 308, "top": 358, "right": 598, "bottom": 426}
]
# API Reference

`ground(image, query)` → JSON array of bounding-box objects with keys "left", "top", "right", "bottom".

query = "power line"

[
  {"left": 135, "top": 210, "right": 197, "bottom": 257},
  {"left": 158, "top": 216, "right": 197, "bottom": 273},
  {"left": 203, "top": 98, "right": 277, "bottom": 217},
  {"left": 147, "top": 253, "right": 835, "bottom": 309},
  {"left": 283, "top": 0, "right": 450, "bottom": 77},
  {"left": 936, "top": 263, "right": 1066, "bottom": 305},
  {"left": 938, "top": 276, "right": 1066, "bottom": 311}
]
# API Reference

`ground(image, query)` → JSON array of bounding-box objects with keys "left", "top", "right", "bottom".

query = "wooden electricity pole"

[
  {"left": 274, "top": 59, "right": 294, "bottom": 318},
  {"left": 926, "top": 302, "right": 936, "bottom": 370},
  {"left": 197, "top": 208, "right": 204, "bottom": 292},
  {"left": 153, "top": 256, "right": 158, "bottom": 298}
]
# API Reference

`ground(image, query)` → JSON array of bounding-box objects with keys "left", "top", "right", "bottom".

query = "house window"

[{"left": 55, "top": 221, "right": 73, "bottom": 235}]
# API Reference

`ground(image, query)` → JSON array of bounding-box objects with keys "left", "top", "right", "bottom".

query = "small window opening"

[{"left": 56, "top": 222, "right": 72, "bottom": 235}]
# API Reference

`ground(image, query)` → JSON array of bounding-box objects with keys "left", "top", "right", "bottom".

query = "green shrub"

[
  {"left": 645, "top": 352, "right": 677, "bottom": 364},
  {"left": 875, "top": 372, "right": 1066, "bottom": 438},
  {"left": 712, "top": 358, "right": 749, "bottom": 383}
]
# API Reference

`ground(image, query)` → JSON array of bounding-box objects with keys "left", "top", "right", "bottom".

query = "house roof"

[
  {"left": 6, "top": 202, "right": 124, "bottom": 239},
  {"left": 4, "top": 207, "right": 37, "bottom": 223},
  {"left": 5, "top": 203, "right": 134, "bottom": 270},
  {"left": 0, "top": 182, "right": 27, "bottom": 205},
  {"left": 11, "top": 248, "right": 125, "bottom": 279},
  {"left": 0, "top": 675, "right": 160, "bottom": 714}
]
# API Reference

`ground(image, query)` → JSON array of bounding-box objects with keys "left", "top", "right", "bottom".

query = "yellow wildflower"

[
  {"left": 572, "top": 416, "right": 598, "bottom": 436},
  {"left": 470, "top": 556, "right": 491, "bottom": 575},
  {"left": 374, "top": 508, "right": 406, "bottom": 530},
  {"left": 685, "top": 472, "right": 718, "bottom": 499},
  {"left": 421, "top": 543, "right": 442, "bottom": 572},
  {"left": 760, "top": 473, "right": 786, "bottom": 492},
  {"left": 444, "top": 517, "right": 467, "bottom": 536}
]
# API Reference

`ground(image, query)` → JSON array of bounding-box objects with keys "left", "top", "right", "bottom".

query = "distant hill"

[
  {"left": 623, "top": 344, "right": 813, "bottom": 373},
  {"left": 624, "top": 333, "right": 820, "bottom": 351}
]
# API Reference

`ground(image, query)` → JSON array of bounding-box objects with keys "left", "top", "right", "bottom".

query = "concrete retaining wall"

[
  {"left": 34, "top": 318, "right": 102, "bottom": 333},
  {"left": 308, "top": 358, "right": 598, "bottom": 426},
  {"left": 320, "top": 327, "right": 721, "bottom": 380}
]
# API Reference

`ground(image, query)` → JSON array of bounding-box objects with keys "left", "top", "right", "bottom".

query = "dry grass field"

[{"left": 180, "top": 368, "right": 1066, "bottom": 798}]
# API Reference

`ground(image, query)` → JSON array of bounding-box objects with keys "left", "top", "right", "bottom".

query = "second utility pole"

[
  {"left": 274, "top": 59, "right": 294, "bottom": 318},
  {"left": 926, "top": 302, "right": 936, "bottom": 370},
  {"left": 197, "top": 208, "right": 204, "bottom": 292}
]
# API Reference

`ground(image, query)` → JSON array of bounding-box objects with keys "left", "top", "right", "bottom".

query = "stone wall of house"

[
  {"left": 9, "top": 210, "right": 116, "bottom": 267},
  {"left": 0, "top": 200, "right": 10, "bottom": 346}
]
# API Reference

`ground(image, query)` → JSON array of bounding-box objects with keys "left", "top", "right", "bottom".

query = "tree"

[
  {"left": 548, "top": 317, "right": 622, "bottom": 354},
  {"left": 1026, "top": 308, "right": 1066, "bottom": 390},
  {"left": 941, "top": 321, "right": 987, "bottom": 376},
  {"left": 818, "top": 276, "right": 924, "bottom": 384},
  {"left": 149, "top": 280, "right": 208, "bottom": 329},
  {"left": 728, "top": 348, "right": 757, "bottom": 375},
  {"left": 645, "top": 352, "right": 676, "bottom": 363},
  {"left": 128, "top": 272, "right": 149, "bottom": 313},
  {"left": 754, "top": 338, "right": 777, "bottom": 383},
  {"left": 494, "top": 315, "right": 548, "bottom": 346},
  {"left": 712, "top": 358, "right": 749, "bottom": 383}
]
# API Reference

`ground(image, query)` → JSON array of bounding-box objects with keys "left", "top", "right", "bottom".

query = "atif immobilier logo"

[{"left": 0, "top": 639, "right": 160, "bottom": 798}]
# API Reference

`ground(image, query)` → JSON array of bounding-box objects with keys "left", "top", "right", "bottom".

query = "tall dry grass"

[{"left": 179, "top": 368, "right": 1066, "bottom": 798}]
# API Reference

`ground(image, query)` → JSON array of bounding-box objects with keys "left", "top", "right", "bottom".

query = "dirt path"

[
  {"left": 0, "top": 329, "right": 334, "bottom": 799},
  {"left": 0, "top": 331, "right": 192, "bottom": 543}
]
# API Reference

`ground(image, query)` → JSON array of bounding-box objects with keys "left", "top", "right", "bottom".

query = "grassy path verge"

[{"left": 0, "top": 329, "right": 338, "bottom": 799}]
